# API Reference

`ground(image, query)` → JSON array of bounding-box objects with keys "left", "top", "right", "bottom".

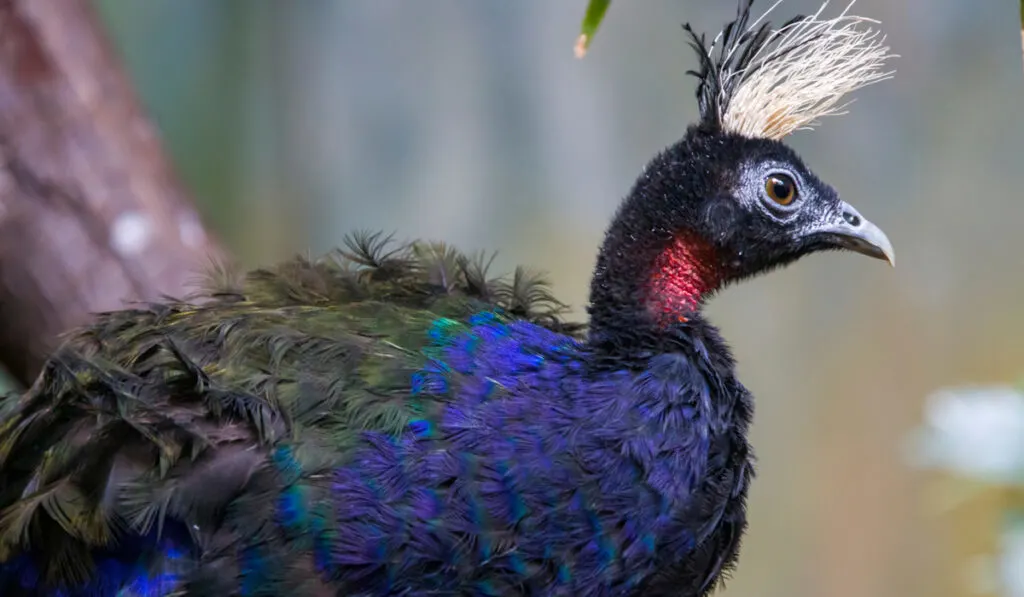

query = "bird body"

[
  {"left": 0, "top": 1, "right": 895, "bottom": 595},
  {"left": 0, "top": 240, "right": 750, "bottom": 596}
]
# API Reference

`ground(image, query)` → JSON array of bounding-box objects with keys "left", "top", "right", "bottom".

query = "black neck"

[{"left": 585, "top": 143, "right": 726, "bottom": 361}]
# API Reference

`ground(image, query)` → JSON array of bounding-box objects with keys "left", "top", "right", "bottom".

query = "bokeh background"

[{"left": 89, "top": 1, "right": 1024, "bottom": 596}]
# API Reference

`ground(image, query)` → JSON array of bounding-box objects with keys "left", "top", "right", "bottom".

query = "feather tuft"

[{"left": 685, "top": 0, "right": 894, "bottom": 139}]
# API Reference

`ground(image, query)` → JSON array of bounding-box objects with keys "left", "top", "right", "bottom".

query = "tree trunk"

[{"left": 0, "top": 0, "right": 223, "bottom": 386}]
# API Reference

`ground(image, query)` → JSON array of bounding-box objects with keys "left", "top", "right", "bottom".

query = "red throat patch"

[{"left": 646, "top": 232, "right": 722, "bottom": 325}]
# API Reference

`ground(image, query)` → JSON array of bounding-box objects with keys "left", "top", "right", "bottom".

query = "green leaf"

[{"left": 575, "top": 0, "right": 611, "bottom": 58}]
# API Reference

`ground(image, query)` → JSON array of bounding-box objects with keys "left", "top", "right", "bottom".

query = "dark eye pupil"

[{"left": 772, "top": 180, "right": 789, "bottom": 197}]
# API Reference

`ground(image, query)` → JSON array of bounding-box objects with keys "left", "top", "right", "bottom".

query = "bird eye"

[{"left": 764, "top": 173, "right": 797, "bottom": 206}]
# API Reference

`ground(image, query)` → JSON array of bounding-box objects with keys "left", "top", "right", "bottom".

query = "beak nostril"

[{"left": 842, "top": 211, "right": 861, "bottom": 227}]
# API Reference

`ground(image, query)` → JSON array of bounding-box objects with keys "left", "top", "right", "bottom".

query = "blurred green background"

[{"left": 91, "top": 1, "right": 1024, "bottom": 596}]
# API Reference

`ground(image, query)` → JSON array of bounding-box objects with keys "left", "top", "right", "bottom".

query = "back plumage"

[
  {"left": 0, "top": 233, "right": 586, "bottom": 595},
  {"left": 0, "top": 1, "right": 896, "bottom": 595}
]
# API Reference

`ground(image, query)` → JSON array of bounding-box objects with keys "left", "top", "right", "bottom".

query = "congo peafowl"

[{"left": 0, "top": 1, "right": 895, "bottom": 595}]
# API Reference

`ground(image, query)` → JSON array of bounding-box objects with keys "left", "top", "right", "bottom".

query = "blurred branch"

[
  {"left": 574, "top": 0, "right": 611, "bottom": 58},
  {"left": 0, "top": 0, "right": 224, "bottom": 385},
  {"left": 1020, "top": 0, "right": 1023, "bottom": 73}
]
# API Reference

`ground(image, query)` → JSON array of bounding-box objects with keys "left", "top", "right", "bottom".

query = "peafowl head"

[{"left": 589, "top": 0, "right": 895, "bottom": 334}]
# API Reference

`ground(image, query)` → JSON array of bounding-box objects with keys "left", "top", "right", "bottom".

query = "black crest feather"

[{"left": 683, "top": 0, "right": 804, "bottom": 132}]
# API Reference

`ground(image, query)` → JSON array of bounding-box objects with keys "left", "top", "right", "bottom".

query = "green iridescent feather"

[{"left": 0, "top": 231, "right": 582, "bottom": 591}]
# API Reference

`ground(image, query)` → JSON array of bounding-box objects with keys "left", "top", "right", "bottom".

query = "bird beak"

[{"left": 807, "top": 201, "right": 895, "bottom": 267}]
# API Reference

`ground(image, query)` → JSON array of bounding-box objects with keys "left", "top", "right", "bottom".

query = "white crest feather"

[{"left": 718, "top": 0, "right": 895, "bottom": 140}]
